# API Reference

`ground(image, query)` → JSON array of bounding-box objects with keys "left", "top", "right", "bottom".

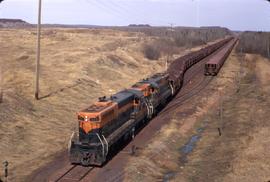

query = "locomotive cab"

[
  {"left": 69, "top": 91, "right": 143, "bottom": 166},
  {"left": 69, "top": 99, "right": 118, "bottom": 166}
]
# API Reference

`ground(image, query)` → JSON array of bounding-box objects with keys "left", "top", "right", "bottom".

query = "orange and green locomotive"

[{"left": 69, "top": 72, "right": 176, "bottom": 166}]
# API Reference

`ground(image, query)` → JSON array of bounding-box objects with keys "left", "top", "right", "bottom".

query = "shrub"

[{"left": 143, "top": 44, "right": 161, "bottom": 60}]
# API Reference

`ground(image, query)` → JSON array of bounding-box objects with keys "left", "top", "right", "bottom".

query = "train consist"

[
  {"left": 205, "top": 38, "right": 238, "bottom": 76},
  {"left": 167, "top": 36, "right": 233, "bottom": 90},
  {"left": 69, "top": 36, "right": 234, "bottom": 166}
]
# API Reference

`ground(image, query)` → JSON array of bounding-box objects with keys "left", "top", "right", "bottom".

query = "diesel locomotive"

[
  {"left": 69, "top": 36, "right": 234, "bottom": 166},
  {"left": 69, "top": 73, "right": 174, "bottom": 165}
]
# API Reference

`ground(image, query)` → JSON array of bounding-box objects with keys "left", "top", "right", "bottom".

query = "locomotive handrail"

[
  {"left": 96, "top": 133, "right": 105, "bottom": 158},
  {"left": 144, "top": 100, "right": 151, "bottom": 118},
  {"left": 67, "top": 132, "right": 75, "bottom": 153},
  {"left": 169, "top": 82, "right": 174, "bottom": 95},
  {"left": 102, "top": 135, "right": 109, "bottom": 156}
]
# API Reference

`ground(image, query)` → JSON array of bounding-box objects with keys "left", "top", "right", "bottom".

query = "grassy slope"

[{"left": 0, "top": 28, "right": 167, "bottom": 181}]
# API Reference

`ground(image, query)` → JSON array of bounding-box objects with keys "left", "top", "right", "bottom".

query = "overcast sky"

[{"left": 0, "top": 0, "right": 270, "bottom": 31}]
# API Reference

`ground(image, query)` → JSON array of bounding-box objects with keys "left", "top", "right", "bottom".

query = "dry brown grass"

[
  {"left": 220, "top": 55, "right": 270, "bottom": 182},
  {"left": 0, "top": 28, "right": 168, "bottom": 181}
]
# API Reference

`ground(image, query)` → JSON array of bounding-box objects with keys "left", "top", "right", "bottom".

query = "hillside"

[
  {"left": 0, "top": 27, "right": 168, "bottom": 181},
  {"left": 0, "top": 19, "right": 32, "bottom": 28}
]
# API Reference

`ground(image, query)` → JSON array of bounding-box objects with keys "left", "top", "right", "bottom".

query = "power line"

[
  {"left": 106, "top": 0, "right": 148, "bottom": 24},
  {"left": 92, "top": 0, "right": 145, "bottom": 24},
  {"left": 96, "top": 0, "right": 139, "bottom": 23},
  {"left": 84, "top": 0, "right": 170, "bottom": 26},
  {"left": 84, "top": 0, "right": 129, "bottom": 24}
]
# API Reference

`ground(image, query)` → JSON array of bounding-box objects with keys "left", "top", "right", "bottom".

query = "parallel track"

[
  {"left": 54, "top": 166, "right": 95, "bottom": 182},
  {"left": 104, "top": 65, "right": 213, "bottom": 182},
  {"left": 162, "top": 76, "right": 213, "bottom": 115}
]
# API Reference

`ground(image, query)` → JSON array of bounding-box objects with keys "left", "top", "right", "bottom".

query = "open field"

[{"left": 124, "top": 51, "right": 270, "bottom": 181}]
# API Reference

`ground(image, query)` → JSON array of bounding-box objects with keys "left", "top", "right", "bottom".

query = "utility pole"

[
  {"left": 35, "top": 0, "right": 42, "bottom": 100},
  {"left": 169, "top": 23, "right": 174, "bottom": 33},
  {"left": 218, "top": 91, "right": 223, "bottom": 136},
  {"left": 267, "top": 36, "right": 270, "bottom": 59},
  {"left": 0, "top": 66, "right": 3, "bottom": 103},
  {"left": 0, "top": 1, "right": 3, "bottom": 103}
]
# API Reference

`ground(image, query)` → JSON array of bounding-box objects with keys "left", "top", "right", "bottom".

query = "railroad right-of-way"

[{"left": 29, "top": 36, "right": 237, "bottom": 182}]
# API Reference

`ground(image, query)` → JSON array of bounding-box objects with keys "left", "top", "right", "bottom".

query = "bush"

[{"left": 143, "top": 44, "right": 161, "bottom": 60}]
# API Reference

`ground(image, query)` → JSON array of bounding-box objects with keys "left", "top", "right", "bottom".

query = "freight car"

[
  {"left": 204, "top": 38, "right": 237, "bottom": 76},
  {"left": 167, "top": 36, "right": 233, "bottom": 88},
  {"left": 69, "top": 36, "right": 234, "bottom": 166}
]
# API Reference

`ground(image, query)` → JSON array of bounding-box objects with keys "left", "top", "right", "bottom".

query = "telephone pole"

[
  {"left": 0, "top": 1, "right": 4, "bottom": 103},
  {"left": 169, "top": 23, "right": 174, "bottom": 33},
  {"left": 218, "top": 90, "right": 223, "bottom": 136},
  {"left": 0, "top": 66, "right": 3, "bottom": 103},
  {"left": 35, "top": 0, "right": 42, "bottom": 100},
  {"left": 267, "top": 36, "right": 270, "bottom": 59}
]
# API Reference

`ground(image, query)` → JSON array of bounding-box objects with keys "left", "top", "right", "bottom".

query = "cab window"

[
  {"left": 78, "top": 115, "right": 84, "bottom": 121},
  {"left": 90, "top": 116, "right": 99, "bottom": 122},
  {"left": 134, "top": 98, "right": 140, "bottom": 105}
]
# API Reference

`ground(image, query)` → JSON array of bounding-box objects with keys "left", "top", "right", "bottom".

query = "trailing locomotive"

[{"left": 69, "top": 36, "right": 234, "bottom": 166}]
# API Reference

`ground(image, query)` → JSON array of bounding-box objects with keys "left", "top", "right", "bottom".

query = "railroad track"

[
  {"left": 53, "top": 165, "right": 95, "bottom": 182},
  {"left": 103, "top": 75, "right": 214, "bottom": 182},
  {"left": 101, "top": 41, "right": 227, "bottom": 182},
  {"left": 48, "top": 69, "right": 213, "bottom": 182},
  {"left": 46, "top": 56, "right": 215, "bottom": 182},
  {"left": 161, "top": 76, "right": 213, "bottom": 115}
]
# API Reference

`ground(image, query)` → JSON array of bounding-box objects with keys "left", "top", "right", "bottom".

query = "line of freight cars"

[
  {"left": 68, "top": 36, "right": 234, "bottom": 166},
  {"left": 205, "top": 38, "right": 238, "bottom": 76}
]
